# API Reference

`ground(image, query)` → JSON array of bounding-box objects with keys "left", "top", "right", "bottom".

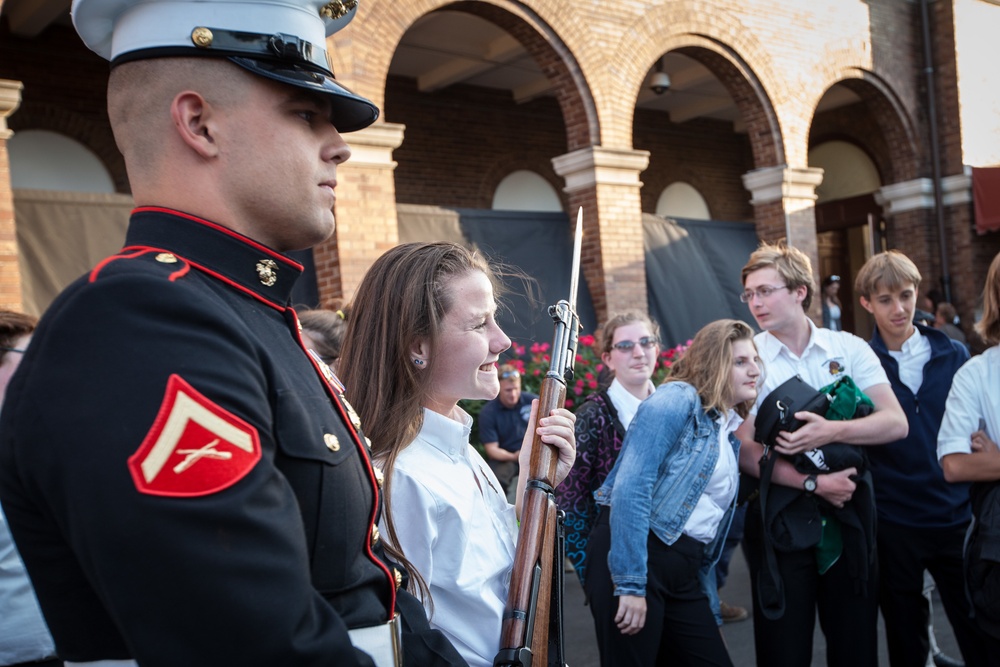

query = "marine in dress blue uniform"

[{"left": 0, "top": 2, "right": 465, "bottom": 666}]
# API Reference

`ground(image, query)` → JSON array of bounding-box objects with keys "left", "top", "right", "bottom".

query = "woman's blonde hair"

[
  {"left": 339, "top": 242, "right": 498, "bottom": 605},
  {"left": 977, "top": 251, "right": 1000, "bottom": 346},
  {"left": 667, "top": 319, "right": 757, "bottom": 418}
]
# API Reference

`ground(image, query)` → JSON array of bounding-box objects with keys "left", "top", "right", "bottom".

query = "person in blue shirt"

[
  {"left": 856, "top": 251, "right": 993, "bottom": 667},
  {"left": 587, "top": 319, "right": 760, "bottom": 667},
  {"left": 479, "top": 365, "right": 537, "bottom": 501}
]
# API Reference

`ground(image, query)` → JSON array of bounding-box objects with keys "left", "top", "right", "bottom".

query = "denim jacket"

[{"left": 594, "top": 382, "right": 741, "bottom": 597}]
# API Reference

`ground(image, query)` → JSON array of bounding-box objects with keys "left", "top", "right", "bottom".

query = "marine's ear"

[{"left": 170, "top": 90, "right": 219, "bottom": 159}]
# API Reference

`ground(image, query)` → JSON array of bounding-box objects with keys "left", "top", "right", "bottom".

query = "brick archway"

[
  {"left": 9, "top": 101, "right": 129, "bottom": 193},
  {"left": 336, "top": 0, "right": 600, "bottom": 151},
  {"left": 477, "top": 151, "right": 568, "bottom": 211},
  {"left": 605, "top": 0, "right": 787, "bottom": 167}
]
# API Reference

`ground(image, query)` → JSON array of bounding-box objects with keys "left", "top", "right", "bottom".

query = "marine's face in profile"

[{"left": 218, "top": 74, "right": 352, "bottom": 251}]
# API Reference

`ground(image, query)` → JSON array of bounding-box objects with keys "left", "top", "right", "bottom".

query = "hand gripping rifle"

[{"left": 494, "top": 208, "right": 583, "bottom": 667}]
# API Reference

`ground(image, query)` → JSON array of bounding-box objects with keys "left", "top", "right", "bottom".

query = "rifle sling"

[{"left": 526, "top": 479, "right": 554, "bottom": 495}]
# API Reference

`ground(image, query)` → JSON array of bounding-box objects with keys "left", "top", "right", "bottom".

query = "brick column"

[
  {"left": 0, "top": 80, "right": 23, "bottom": 313},
  {"left": 876, "top": 172, "right": 981, "bottom": 324},
  {"left": 742, "top": 165, "right": 824, "bottom": 322},
  {"left": 551, "top": 147, "right": 650, "bottom": 324},
  {"left": 314, "top": 122, "right": 405, "bottom": 305}
]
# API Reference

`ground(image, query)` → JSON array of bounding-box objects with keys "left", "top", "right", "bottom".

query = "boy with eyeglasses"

[
  {"left": 857, "top": 251, "right": 991, "bottom": 667},
  {"left": 735, "top": 241, "right": 907, "bottom": 667},
  {"left": 479, "top": 364, "right": 538, "bottom": 502}
]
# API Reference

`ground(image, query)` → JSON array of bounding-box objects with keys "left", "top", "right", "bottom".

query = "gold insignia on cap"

[
  {"left": 191, "top": 27, "right": 214, "bottom": 48},
  {"left": 320, "top": 0, "right": 357, "bottom": 20},
  {"left": 324, "top": 433, "right": 340, "bottom": 452},
  {"left": 256, "top": 259, "right": 278, "bottom": 287},
  {"left": 155, "top": 253, "right": 178, "bottom": 263},
  {"left": 371, "top": 524, "right": 380, "bottom": 545},
  {"left": 393, "top": 567, "right": 403, "bottom": 589},
  {"left": 373, "top": 466, "right": 384, "bottom": 486},
  {"left": 364, "top": 436, "right": 373, "bottom": 449}
]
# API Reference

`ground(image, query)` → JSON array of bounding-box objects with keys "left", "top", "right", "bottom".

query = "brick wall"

[
  {"left": 386, "top": 76, "right": 568, "bottom": 209},
  {"left": 634, "top": 111, "right": 754, "bottom": 221},
  {"left": 1, "top": 0, "right": 991, "bottom": 330},
  {"left": 0, "top": 24, "right": 127, "bottom": 192}
]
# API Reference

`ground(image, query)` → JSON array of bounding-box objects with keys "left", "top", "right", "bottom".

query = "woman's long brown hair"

[{"left": 339, "top": 242, "right": 497, "bottom": 606}]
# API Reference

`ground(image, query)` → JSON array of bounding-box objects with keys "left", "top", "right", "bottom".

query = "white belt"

[
  {"left": 63, "top": 616, "right": 402, "bottom": 667},
  {"left": 348, "top": 613, "right": 403, "bottom": 667}
]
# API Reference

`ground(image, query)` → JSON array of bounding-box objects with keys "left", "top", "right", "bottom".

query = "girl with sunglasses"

[{"left": 556, "top": 312, "right": 659, "bottom": 588}]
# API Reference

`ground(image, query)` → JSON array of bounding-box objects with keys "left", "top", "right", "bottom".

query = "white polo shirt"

[
  {"left": 752, "top": 318, "right": 890, "bottom": 415},
  {"left": 938, "top": 345, "right": 999, "bottom": 461}
]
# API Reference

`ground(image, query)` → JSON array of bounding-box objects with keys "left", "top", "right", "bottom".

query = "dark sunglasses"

[
  {"left": 611, "top": 337, "right": 658, "bottom": 352},
  {"left": 499, "top": 370, "right": 521, "bottom": 380}
]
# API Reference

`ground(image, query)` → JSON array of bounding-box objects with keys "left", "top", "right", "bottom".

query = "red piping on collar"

[
  {"left": 93, "top": 245, "right": 289, "bottom": 312},
  {"left": 131, "top": 207, "right": 305, "bottom": 271}
]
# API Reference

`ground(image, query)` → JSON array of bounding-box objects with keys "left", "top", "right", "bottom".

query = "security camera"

[{"left": 650, "top": 71, "right": 671, "bottom": 95}]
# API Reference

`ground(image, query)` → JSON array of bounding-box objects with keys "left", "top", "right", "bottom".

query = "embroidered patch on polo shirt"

[{"left": 128, "top": 374, "right": 261, "bottom": 497}]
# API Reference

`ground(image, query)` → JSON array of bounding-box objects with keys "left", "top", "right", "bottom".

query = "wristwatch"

[{"left": 803, "top": 474, "right": 818, "bottom": 494}]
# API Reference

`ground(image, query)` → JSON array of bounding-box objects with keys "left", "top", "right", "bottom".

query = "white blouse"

[
  {"left": 682, "top": 409, "right": 742, "bottom": 544},
  {"left": 382, "top": 408, "right": 518, "bottom": 667},
  {"left": 606, "top": 377, "right": 655, "bottom": 431}
]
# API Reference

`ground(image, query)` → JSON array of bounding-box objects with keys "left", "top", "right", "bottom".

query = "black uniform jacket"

[{"left": 0, "top": 208, "right": 466, "bottom": 667}]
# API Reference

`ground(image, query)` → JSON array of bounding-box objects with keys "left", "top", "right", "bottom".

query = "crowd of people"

[{"left": 1, "top": 1, "right": 1000, "bottom": 667}]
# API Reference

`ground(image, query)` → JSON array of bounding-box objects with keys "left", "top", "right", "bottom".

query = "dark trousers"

[
  {"left": 744, "top": 502, "right": 879, "bottom": 667},
  {"left": 877, "top": 520, "right": 1000, "bottom": 667},
  {"left": 584, "top": 511, "right": 733, "bottom": 667}
]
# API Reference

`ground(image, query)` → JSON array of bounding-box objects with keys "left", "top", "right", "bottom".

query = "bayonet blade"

[{"left": 568, "top": 207, "right": 583, "bottom": 311}]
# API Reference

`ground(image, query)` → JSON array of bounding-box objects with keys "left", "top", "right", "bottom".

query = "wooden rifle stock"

[{"left": 495, "top": 301, "right": 578, "bottom": 667}]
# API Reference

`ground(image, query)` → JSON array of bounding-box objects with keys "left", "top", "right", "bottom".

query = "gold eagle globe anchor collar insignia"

[{"left": 256, "top": 259, "right": 279, "bottom": 287}]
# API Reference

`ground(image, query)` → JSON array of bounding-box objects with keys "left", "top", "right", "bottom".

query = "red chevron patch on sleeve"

[{"left": 128, "top": 374, "right": 262, "bottom": 497}]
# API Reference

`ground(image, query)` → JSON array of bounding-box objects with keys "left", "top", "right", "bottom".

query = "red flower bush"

[{"left": 510, "top": 334, "right": 689, "bottom": 411}]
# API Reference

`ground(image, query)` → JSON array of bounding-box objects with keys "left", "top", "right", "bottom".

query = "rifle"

[{"left": 494, "top": 208, "right": 583, "bottom": 667}]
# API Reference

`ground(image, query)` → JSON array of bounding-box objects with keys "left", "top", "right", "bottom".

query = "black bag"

[
  {"left": 754, "top": 375, "right": 831, "bottom": 448},
  {"left": 755, "top": 375, "right": 869, "bottom": 475},
  {"left": 966, "top": 482, "right": 1000, "bottom": 640}
]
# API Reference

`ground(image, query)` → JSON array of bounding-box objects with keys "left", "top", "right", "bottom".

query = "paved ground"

[{"left": 562, "top": 548, "right": 962, "bottom": 666}]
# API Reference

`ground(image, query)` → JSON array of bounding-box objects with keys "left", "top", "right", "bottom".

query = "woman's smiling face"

[{"left": 422, "top": 270, "right": 511, "bottom": 416}]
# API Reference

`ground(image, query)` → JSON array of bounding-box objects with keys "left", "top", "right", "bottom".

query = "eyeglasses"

[
  {"left": 740, "top": 285, "right": 789, "bottom": 303},
  {"left": 611, "top": 336, "right": 658, "bottom": 352},
  {"left": 827, "top": 275, "right": 841, "bottom": 283},
  {"left": 0, "top": 347, "right": 26, "bottom": 354},
  {"left": 499, "top": 370, "right": 521, "bottom": 379}
]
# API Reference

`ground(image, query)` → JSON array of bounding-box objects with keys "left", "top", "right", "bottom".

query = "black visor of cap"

[{"left": 229, "top": 56, "right": 378, "bottom": 133}]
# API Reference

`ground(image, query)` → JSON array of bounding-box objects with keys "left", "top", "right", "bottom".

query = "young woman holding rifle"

[
  {"left": 338, "top": 242, "right": 576, "bottom": 667},
  {"left": 588, "top": 319, "right": 760, "bottom": 667}
]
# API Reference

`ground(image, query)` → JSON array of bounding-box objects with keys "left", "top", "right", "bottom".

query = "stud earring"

[{"left": 413, "top": 358, "right": 424, "bottom": 366}]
